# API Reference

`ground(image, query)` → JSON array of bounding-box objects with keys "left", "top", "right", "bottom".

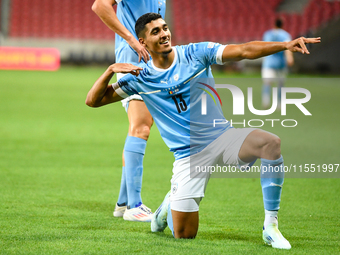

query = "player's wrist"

[
  {"left": 107, "top": 64, "right": 117, "bottom": 75},
  {"left": 283, "top": 41, "right": 289, "bottom": 51}
]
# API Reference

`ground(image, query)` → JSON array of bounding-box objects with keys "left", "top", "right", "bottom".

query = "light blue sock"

[
  {"left": 117, "top": 166, "right": 127, "bottom": 206},
  {"left": 263, "top": 83, "right": 271, "bottom": 95},
  {"left": 278, "top": 85, "right": 282, "bottom": 102},
  {"left": 167, "top": 203, "right": 174, "bottom": 237},
  {"left": 262, "top": 83, "right": 271, "bottom": 106},
  {"left": 260, "top": 156, "right": 284, "bottom": 211},
  {"left": 124, "top": 136, "right": 147, "bottom": 208},
  {"left": 278, "top": 83, "right": 283, "bottom": 107}
]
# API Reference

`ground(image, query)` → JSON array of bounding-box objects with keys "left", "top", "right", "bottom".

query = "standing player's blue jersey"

[
  {"left": 113, "top": 42, "right": 232, "bottom": 160},
  {"left": 115, "top": 0, "right": 166, "bottom": 64},
  {"left": 262, "top": 29, "right": 291, "bottom": 69}
]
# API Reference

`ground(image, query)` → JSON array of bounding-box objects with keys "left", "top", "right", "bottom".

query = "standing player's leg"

[
  {"left": 262, "top": 80, "right": 272, "bottom": 108},
  {"left": 121, "top": 99, "right": 154, "bottom": 222},
  {"left": 113, "top": 151, "right": 127, "bottom": 217},
  {"left": 238, "top": 129, "right": 291, "bottom": 249},
  {"left": 277, "top": 69, "right": 286, "bottom": 110},
  {"left": 112, "top": 44, "right": 154, "bottom": 221},
  {"left": 261, "top": 68, "right": 276, "bottom": 109}
]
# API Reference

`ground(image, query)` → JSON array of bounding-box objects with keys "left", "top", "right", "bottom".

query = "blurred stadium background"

[{"left": 1, "top": 0, "right": 340, "bottom": 73}]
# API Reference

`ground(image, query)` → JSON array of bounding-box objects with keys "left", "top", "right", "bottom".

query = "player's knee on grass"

[
  {"left": 172, "top": 210, "right": 199, "bottom": 239},
  {"left": 171, "top": 198, "right": 200, "bottom": 239},
  {"left": 175, "top": 228, "right": 198, "bottom": 239}
]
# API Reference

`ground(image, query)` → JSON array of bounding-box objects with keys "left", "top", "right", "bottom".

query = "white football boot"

[
  {"left": 113, "top": 203, "right": 127, "bottom": 217},
  {"left": 151, "top": 191, "right": 170, "bottom": 232},
  {"left": 263, "top": 223, "right": 291, "bottom": 249},
  {"left": 123, "top": 203, "right": 153, "bottom": 222}
]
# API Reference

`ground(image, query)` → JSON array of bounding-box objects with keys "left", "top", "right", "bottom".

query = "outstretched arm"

[
  {"left": 86, "top": 63, "right": 143, "bottom": 107},
  {"left": 91, "top": 0, "right": 150, "bottom": 62},
  {"left": 222, "top": 37, "right": 321, "bottom": 62}
]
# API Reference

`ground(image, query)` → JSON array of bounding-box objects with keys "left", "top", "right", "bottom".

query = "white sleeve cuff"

[
  {"left": 112, "top": 82, "right": 129, "bottom": 98},
  {"left": 216, "top": 45, "right": 227, "bottom": 65}
]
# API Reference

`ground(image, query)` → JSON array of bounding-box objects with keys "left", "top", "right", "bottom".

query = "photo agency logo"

[{"left": 199, "top": 83, "right": 312, "bottom": 128}]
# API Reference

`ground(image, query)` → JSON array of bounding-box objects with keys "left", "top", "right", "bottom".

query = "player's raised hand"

[
  {"left": 127, "top": 37, "right": 150, "bottom": 62},
  {"left": 286, "top": 37, "right": 321, "bottom": 54},
  {"left": 109, "top": 63, "right": 143, "bottom": 76}
]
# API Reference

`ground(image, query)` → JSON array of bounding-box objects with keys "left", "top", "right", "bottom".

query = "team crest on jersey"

[{"left": 174, "top": 74, "right": 179, "bottom": 81}]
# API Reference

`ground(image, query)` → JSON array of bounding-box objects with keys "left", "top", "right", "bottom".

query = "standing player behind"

[
  {"left": 91, "top": 0, "right": 166, "bottom": 222},
  {"left": 262, "top": 18, "right": 294, "bottom": 109},
  {"left": 85, "top": 13, "right": 320, "bottom": 249}
]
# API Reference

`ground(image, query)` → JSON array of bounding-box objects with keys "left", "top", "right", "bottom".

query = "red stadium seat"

[
  {"left": 8, "top": 0, "right": 340, "bottom": 42},
  {"left": 8, "top": 0, "right": 115, "bottom": 39}
]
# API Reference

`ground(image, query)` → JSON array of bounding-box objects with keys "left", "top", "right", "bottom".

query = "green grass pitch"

[{"left": 0, "top": 66, "right": 339, "bottom": 254}]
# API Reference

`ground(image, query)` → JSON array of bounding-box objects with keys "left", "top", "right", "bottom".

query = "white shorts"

[
  {"left": 261, "top": 68, "right": 287, "bottom": 84},
  {"left": 116, "top": 73, "right": 143, "bottom": 112},
  {"left": 170, "top": 128, "right": 256, "bottom": 212}
]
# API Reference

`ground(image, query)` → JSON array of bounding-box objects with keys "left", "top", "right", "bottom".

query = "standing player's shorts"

[
  {"left": 261, "top": 68, "right": 287, "bottom": 84},
  {"left": 115, "top": 43, "right": 144, "bottom": 111},
  {"left": 170, "top": 128, "right": 256, "bottom": 212}
]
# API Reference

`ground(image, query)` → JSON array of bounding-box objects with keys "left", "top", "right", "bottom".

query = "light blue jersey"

[
  {"left": 115, "top": 0, "right": 166, "bottom": 64},
  {"left": 114, "top": 42, "right": 232, "bottom": 160},
  {"left": 262, "top": 29, "right": 291, "bottom": 69}
]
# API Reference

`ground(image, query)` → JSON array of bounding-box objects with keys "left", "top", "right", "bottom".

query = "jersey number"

[{"left": 171, "top": 95, "right": 187, "bottom": 114}]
